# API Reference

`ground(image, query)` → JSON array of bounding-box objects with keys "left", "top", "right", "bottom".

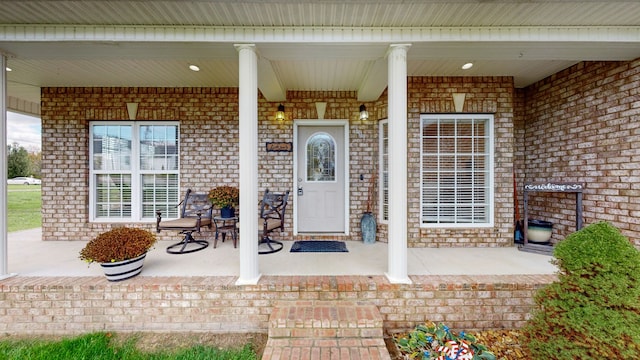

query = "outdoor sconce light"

[
  {"left": 359, "top": 104, "right": 369, "bottom": 121},
  {"left": 275, "top": 104, "right": 285, "bottom": 121}
]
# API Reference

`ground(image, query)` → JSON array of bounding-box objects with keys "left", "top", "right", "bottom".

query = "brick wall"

[
  {"left": 406, "top": 77, "right": 516, "bottom": 247},
  {"left": 40, "top": 88, "right": 379, "bottom": 242},
  {"left": 522, "top": 59, "right": 640, "bottom": 246},
  {"left": 40, "top": 87, "right": 243, "bottom": 241},
  {"left": 41, "top": 80, "right": 516, "bottom": 246},
  {"left": 0, "top": 275, "right": 554, "bottom": 335},
  {"left": 258, "top": 91, "right": 379, "bottom": 242}
]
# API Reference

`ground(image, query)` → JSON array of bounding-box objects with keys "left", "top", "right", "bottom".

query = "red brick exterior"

[
  {"left": 40, "top": 60, "right": 640, "bottom": 247},
  {"left": 406, "top": 77, "right": 515, "bottom": 247},
  {"left": 40, "top": 79, "right": 515, "bottom": 247},
  {"left": 519, "top": 59, "right": 640, "bottom": 246},
  {"left": 0, "top": 274, "right": 554, "bottom": 335}
]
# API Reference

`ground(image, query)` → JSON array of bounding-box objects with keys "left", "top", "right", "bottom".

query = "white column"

[
  {"left": 386, "top": 44, "right": 412, "bottom": 284},
  {"left": 0, "top": 55, "right": 15, "bottom": 279},
  {"left": 235, "top": 44, "right": 261, "bottom": 285}
]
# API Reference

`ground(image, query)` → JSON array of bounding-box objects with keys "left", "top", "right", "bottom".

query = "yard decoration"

[
  {"left": 79, "top": 227, "right": 157, "bottom": 281},
  {"left": 393, "top": 322, "right": 496, "bottom": 360},
  {"left": 360, "top": 170, "right": 377, "bottom": 244},
  {"left": 208, "top": 185, "right": 239, "bottom": 217},
  {"left": 522, "top": 222, "right": 640, "bottom": 359}
]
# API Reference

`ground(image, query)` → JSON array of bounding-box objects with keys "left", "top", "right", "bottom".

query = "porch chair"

[
  {"left": 258, "top": 189, "right": 290, "bottom": 254},
  {"left": 156, "top": 189, "right": 212, "bottom": 254}
]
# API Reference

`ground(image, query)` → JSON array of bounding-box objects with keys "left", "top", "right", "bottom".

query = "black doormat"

[{"left": 290, "top": 240, "right": 348, "bottom": 253}]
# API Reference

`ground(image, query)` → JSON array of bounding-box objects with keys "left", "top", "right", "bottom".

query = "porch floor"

[{"left": 6, "top": 228, "right": 557, "bottom": 277}]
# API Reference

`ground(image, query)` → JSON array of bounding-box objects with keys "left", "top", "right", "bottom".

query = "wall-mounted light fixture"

[
  {"left": 275, "top": 104, "right": 285, "bottom": 121},
  {"left": 359, "top": 104, "right": 369, "bottom": 121}
]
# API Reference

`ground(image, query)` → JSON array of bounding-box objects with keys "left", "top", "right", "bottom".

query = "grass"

[
  {"left": 0, "top": 332, "right": 258, "bottom": 360},
  {"left": 7, "top": 184, "right": 42, "bottom": 232}
]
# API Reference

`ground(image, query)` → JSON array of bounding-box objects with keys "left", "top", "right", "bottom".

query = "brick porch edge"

[{"left": 0, "top": 274, "right": 555, "bottom": 335}]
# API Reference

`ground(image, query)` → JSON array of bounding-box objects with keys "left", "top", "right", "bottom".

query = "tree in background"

[
  {"left": 7, "top": 143, "right": 31, "bottom": 178},
  {"left": 28, "top": 151, "right": 42, "bottom": 178}
]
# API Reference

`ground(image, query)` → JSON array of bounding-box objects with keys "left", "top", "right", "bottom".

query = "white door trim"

[{"left": 293, "top": 120, "right": 350, "bottom": 235}]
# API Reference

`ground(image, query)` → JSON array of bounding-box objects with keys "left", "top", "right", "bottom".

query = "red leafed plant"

[
  {"left": 208, "top": 185, "right": 240, "bottom": 209},
  {"left": 79, "top": 227, "right": 157, "bottom": 264}
]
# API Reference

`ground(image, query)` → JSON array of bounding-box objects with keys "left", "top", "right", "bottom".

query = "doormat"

[{"left": 290, "top": 240, "right": 348, "bottom": 253}]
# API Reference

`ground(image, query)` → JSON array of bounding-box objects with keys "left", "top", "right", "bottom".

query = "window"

[
  {"left": 90, "top": 121, "right": 180, "bottom": 222},
  {"left": 378, "top": 120, "right": 388, "bottom": 222},
  {"left": 421, "top": 115, "right": 493, "bottom": 226},
  {"left": 306, "top": 132, "right": 336, "bottom": 182}
]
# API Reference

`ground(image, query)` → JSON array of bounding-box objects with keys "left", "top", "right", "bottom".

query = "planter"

[
  {"left": 360, "top": 212, "right": 377, "bottom": 244},
  {"left": 528, "top": 219, "right": 553, "bottom": 244},
  {"left": 220, "top": 206, "right": 236, "bottom": 218},
  {"left": 100, "top": 253, "right": 146, "bottom": 281}
]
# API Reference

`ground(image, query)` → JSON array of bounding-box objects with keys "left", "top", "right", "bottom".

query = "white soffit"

[{"left": 1, "top": 25, "right": 639, "bottom": 43}]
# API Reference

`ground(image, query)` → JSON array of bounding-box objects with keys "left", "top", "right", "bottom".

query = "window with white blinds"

[
  {"left": 379, "top": 120, "right": 389, "bottom": 222},
  {"left": 90, "top": 121, "right": 180, "bottom": 222},
  {"left": 420, "top": 115, "right": 493, "bottom": 227}
]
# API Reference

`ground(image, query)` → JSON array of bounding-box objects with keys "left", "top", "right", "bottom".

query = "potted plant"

[
  {"left": 208, "top": 185, "right": 240, "bottom": 218},
  {"left": 79, "top": 227, "right": 157, "bottom": 281}
]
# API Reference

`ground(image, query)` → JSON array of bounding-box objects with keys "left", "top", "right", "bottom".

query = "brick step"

[
  {"left": 262, "top": 300, "right": 390, "bottom": 360},
  {"left": 261, "top": 338, "right": 390, "bottom": 360}
]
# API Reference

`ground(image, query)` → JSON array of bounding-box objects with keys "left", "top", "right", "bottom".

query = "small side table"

[{"left": 214, "top": 216, "right": 238, "bottom": 248}]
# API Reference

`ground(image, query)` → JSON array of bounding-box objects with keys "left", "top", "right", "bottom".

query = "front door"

[{"left": 296, "top": 123, "right": 346, "bottom": 233}]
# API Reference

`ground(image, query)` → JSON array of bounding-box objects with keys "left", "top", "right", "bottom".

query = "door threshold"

[
  {"left": 295, "top": 233, "right": 351, "bottom": 240},
  {"left": 297, "top": 233, "right": 347, "bottom": 236}
]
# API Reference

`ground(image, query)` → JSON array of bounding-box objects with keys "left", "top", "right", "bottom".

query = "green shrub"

[{"left": 522, "top": 222, "right": 640, "bottom": 359}]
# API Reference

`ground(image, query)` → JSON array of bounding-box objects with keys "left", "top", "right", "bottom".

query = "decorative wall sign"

[
  {"left": 266, "top": 142, "right": 293, "bottom": 152},
  {"left": 524, "top": 182, "right": 583, "bottom": 192}
]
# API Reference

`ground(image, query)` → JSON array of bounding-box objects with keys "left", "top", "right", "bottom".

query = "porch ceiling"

[{"left": 1, "top": 0, "right": 640, "bottom": 115}]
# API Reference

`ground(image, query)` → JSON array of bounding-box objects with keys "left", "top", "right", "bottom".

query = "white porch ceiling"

[{"left": 1, "top": 0, "right": 640, "bottom": 116}]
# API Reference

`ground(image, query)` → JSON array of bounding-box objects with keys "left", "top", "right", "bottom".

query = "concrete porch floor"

[{"left": 6, "top": 228, "right": 557, "bottom": 278}]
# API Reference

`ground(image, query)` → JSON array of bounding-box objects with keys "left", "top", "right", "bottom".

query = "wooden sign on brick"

[{"left": 266, "top": 142, "right": 293, "bottom": 152}]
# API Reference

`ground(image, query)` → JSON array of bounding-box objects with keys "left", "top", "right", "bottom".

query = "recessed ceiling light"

[
  {"left": 461, "top": 62, "right": 473, "bottom": 70},
  {"left": 189, "top": 64, "right": 200, "bottom": 72},
  {"left": 5, "top": 67, "right": 11, "bottom": 72}
]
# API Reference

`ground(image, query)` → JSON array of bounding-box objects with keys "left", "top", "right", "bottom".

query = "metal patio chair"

[
  {"left": 258, "top": 189, "right": 290, "bottom": 254},
  {"left": 156, "top": 189, "right": 212, "bottom": 254}
]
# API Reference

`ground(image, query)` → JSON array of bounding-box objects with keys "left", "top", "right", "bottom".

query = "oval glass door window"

[{"left": 306, "top": 132, "right": 336, "bottom": 182}]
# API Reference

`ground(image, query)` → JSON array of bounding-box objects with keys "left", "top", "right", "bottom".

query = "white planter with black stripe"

[{"left": 100, "top": 253, "right": 146, "bottom": 281}]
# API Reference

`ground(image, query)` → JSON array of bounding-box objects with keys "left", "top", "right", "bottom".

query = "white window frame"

[
  {"left": 89, "top": 121, "right": 180, "bottom": 222},
  {"left": 378, "top": 119, "right": 388, "bottom": 224},
  {"left": 420, "top": 114, "right": 494, "bottom": 228}
]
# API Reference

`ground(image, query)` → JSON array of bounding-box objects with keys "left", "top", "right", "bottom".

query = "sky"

[{"left": 6, "top": 111, "right": 42, "bottom": 152}]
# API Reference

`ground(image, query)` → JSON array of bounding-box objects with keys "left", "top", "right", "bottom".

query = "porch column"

[
  {"left": 0, "top": 54, "right": 14, "bottom": 279},
  {"left": 386, "top": 44, "right": 411, "bottom": 284},
  {"left": 235, "top": 44, "right": 261, "bottom": 285}
]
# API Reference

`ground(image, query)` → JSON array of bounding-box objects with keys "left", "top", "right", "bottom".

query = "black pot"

[{"left": 528, "top": 219, "right": 553, "bottom": 229}]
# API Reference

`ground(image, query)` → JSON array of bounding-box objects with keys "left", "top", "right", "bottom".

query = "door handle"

[{"left": 297, "top": 186, "right": 303, "bottom": 196}]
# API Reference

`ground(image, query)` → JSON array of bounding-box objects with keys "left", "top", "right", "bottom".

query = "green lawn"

[
  {"left": 0, "top": 332, "right": 258, "bottom": 360},
  {"left": 7, "top": 184, "right": 42, "bottom": 232}
]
